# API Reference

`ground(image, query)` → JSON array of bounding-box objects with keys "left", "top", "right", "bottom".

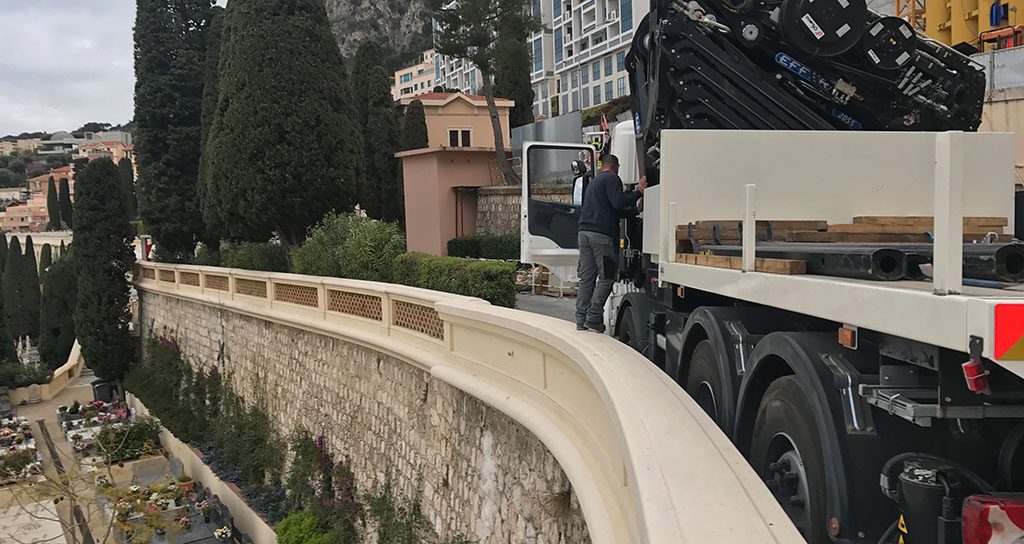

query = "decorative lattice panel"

[
  {"left": 274, "top": 283, "right": 319, "bottom": 308},
  {"left": 142, "top": 268, "right": 156, "bottom": 280},
  {"left": 327, "top": 291, "right": 383, "bottom": 321},
  {"left": 235, "top": 278, "right": 267, "bottom": 299},
  {"left": 205, "top": 275, "right": 229, "bottom": 291},
  {"left": 158, "top": 270, "right": 176, "bottom": 283},
  {"left": 180, "top": 272, "right": 201, "bottom": 286},
  {"left": 393, "top": 300, "right": 444, "bottom": 340}
]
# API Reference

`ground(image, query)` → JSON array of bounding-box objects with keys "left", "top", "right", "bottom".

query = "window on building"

[
  {"left": 553, "top": 0, "right": 561, "bottom": 18},
  {"left": 554, "top": 28, "right": 563, "bottom": 62},
  {"left": 448, "top": 129, "right": 472, "bottom": 147},
  {"left": 581, "top": 66, "right": 589, "bottom": 84},
  {"left": 593, "top": 85, "right": 601, "bottom": 104},
  {"left": 542, "top": 84, "right": 549, "bottom": 99},
  {"left": 401, "top": 73, "right": 413, "bottom": 83},
  {"left": 534, "top": 103, "right": 540, "bottom": 117},
  {"left": 533, "top": 0, "right": 542, "bottom": 17},
  {"left": 561, "top": 95, "right": 568, "bottom": 113},
  {"left": 617, "top": 51, "right": 626, "bottom": 71},
  {"left": 418, "top": 69, "right": 425, "bottom": 75},
  {"left": 402, "top": 87, "right": 413, "bottom": 95},
  {"left": 560, "top": 74, "right": 568, "bottom": 93},
  {"left": 617, "top": 76, "right": 627, "bottom": 97},
  {"left": 621, "top": 0, "right": 633, "bottom": 32},
  {"left": 543, "top": 101, "right": 550, "bottom": 117},
  {"left": 582, "top": 88, "right": 590, "bottom": 108},
  {"left": 533, "top": 39, "right": 543, "bottom": 72},
  {"left": 571, "top": 69, "right": 579, "bottom": 88},
  {"left": 604, "top": 56, "right": 613, "bottom": 75},
  {"left": 592, "top": 62, "right": 600, "bottom": 80},
  {"left": 605, "top": 80, "right": 614, "bottom": 99},
  {"left": 571, "top": 90, "right": 579, "bottom": 112}
]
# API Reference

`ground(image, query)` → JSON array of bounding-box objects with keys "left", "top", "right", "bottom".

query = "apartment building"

[
  {"left": 0, "top": 138, "right": 41, "bottom": 156},
  {"left": 433, "top": 0, "right": 648, "bottom": 121},
  {"left": 392, "top": 49, "right": 439, "bottom": 100}
]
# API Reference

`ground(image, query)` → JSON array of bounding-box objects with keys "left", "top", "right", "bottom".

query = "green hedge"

[
  {"left": 447, "top": 233, "right": 520, "bottom": 260},
  {"left": 392, "top": 253, "right": 516, "bottom": 308},
  {"left": 221, "top": 242, "right": 289, "bottom": 272}
]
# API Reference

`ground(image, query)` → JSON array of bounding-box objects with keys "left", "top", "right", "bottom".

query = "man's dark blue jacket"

[{"left": 577, "top": 171, "right": 642, "bottom": 238}]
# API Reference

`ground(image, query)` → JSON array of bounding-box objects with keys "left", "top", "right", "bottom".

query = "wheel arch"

[{"left": 734, "top": 331, "right": 854, "bottom": 541}]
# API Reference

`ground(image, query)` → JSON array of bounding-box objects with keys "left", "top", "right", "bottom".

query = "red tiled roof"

[{"left": 406, "top": 92, "right": 513, "bottom": 105}]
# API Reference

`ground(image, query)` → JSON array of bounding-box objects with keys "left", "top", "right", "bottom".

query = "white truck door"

[{"left": 520, "top": 142, "right": 597, "bottom": 284}]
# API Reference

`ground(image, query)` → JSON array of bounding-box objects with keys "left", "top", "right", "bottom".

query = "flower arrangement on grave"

[
  {"left": 214, "top": 525, "right": 231, "bottom": 541},
  {"left": 179, "top": 515, "right": 191, "bottom": 530},
  {"left": 197, "top": 499, "right": 211, "bottom": 522}
]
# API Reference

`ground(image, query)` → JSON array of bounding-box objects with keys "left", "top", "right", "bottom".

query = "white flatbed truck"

[{"left": 521, "top": 129, "right": 1024, "bottom": 544}]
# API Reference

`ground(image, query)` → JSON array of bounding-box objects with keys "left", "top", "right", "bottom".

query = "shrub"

[
  {"left": 392, "top": 253, "right": 516, "bottom": 308},
  {"left": 0, "top": 361, "right": 52, "bottom": 388},
  {"left": 94, "top": 417, "right": 162, "bottom": 461},
  {"left": 220, "top": 242, "right": 288, "bottom": 272},
  {"left": 447, "top": 233, "right": 520, "bottom": 260},
  {"left": 192, "top": 243, "right": 221, "bottom": 266},
  {"left": 290, "top": 212, "right": 362, "bottom": 277},
  {"left": 339, "top": 219, "right": 405, "bottom": 282},
  {"left": 291, "top": 213, "right": 404, "bottom": 282},
  {"left": 276, "top": 511, "right": 334, "bottom": 544}
]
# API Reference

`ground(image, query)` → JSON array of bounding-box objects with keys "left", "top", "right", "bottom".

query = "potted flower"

[
  {"left": 176, "top": 474, "right": 195, "bottom": 494},
  {"left": 197, "top": 500, "right": 211, "bottom": 523},
  {"left": 179, "top": 515, "right": 191, "bottom": 531},
  {"left": 213, "top": 525, "right": 231, "bottom": 542}
]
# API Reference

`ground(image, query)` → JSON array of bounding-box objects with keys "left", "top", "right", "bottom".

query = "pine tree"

[
  {"left": 3, "top": 238, "right": 24, "bottom": 340},
  {"left": 198, "top": 5, "right": 226, "bottom": 245},
  {"left": 39, "top": 244, "right": 52, "bottom": 278},
  {"left": 428, "top": 0, "right": 541, "bottom": 183},
  {"left": 400, "top": 100, "right": 429, "bottom": 151},
  {"left": 203, "top": 0, "right": 361, "bottom": 246},
  {"left": 39, "top": 247, "right": 76, "bottom": 370},
  {"left": 73, "top": 159, "right": 136, "bottom": 382},
  {"left": 22, "top": 236, "right": 39, "bottom": 340},
  {"left": 493, "top": 37, "right": 535, "bottom": 128},
  {"left": 352, "top": 42, "right": 401, "bottom": 221},
  {"left": 58, "top": 177, "right": 73, "bottom": 229},
  {"left": 46, "top": 177, "right": 60, "bottom": 230},
  {"left": 135, "top": 0, "right": 210, "bottom": 261},
  {"left": 117, "top": 158, "right": 137, "bottom": 219}
]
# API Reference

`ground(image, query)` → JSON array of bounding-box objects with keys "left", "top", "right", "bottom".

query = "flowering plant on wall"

[{"left": 214, "top": 525, "right": 231, "bottom": 540}]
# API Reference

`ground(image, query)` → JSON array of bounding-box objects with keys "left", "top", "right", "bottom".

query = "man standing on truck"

[{"left": 576, "top": 154, "right": 646, "bottom": 332}]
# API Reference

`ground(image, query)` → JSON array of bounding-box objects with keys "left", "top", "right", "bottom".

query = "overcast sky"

[{"left": 0, "top": 1, "right": 135, "bottom": 136}]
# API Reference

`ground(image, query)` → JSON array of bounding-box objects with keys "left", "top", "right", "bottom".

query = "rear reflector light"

[
  {"left": 963, "top": 494, "right": 1024, "bottom": 544},
  {"left": 962, "top": 359, "right": 991, "bottom": 394}
]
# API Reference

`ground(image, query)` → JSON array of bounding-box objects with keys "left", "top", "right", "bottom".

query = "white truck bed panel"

[{"left": 660, "top": 262, "right": 1024, "bottom": 378}]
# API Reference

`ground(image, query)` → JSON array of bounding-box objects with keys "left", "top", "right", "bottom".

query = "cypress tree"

[
  {"left": 0, "top": 234, "right": 8, "bottom": 278},
  {"left": 135, "top": 0, "right": 210, "bottom": 260},
  {"left": 493, "top": 38, "right": 535, "bottom": 128},
  {"left": 73, "top": 159, "right": 136, "bottom": 382},
  {"left": 46, "top": 177, "right": 60, "bottom": 230},
  {"left": 22, "top": 236, "right": 39, "bottom": 340},
  {"left": 59, "top": 240, "right": 65, "bottom": 259},
  {"left": 198, "top": 6, "right": 225, "bottom": 244},
  {"left": 39, "top": 244, "right": 52, "bottom": 278},
  {"left": 351, "top": 42, "right": 400, "bottom": 221},
  {"left": 400, "top": 100, "right": 429, "bottom": 151},
  {"left": 39, "top": 247, "right": 76, "bottom": 370},
  {"left": 204, "top": 0, "right": 361, "bottom": 246},
  {"left": 117, "top": 158, "right": 137, "bottom": 219},
  {"left": 3, "top": 238, "right": 24, "bottom": 340},
  {"left": 58, "top": 177, "right": 73, "bottom": 229}
]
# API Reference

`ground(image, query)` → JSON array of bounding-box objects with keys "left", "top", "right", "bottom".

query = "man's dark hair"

[{"left": 602, "top": 154, "right": 619, "bottom": 168}]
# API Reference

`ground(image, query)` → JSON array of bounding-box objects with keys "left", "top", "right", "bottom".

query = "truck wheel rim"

[
  {"left": 763, "top": 432, "right": 812, "bottom": 536},
  {"left": 694, "top": 381, "right": 719, "bottom": 422}
]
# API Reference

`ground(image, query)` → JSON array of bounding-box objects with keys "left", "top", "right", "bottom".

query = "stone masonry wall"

[
  {"left": 139, "top": 292, "right": 590, "bottom": 544},
  {"left": 476, "top": 184, "right": 573, "bottom": 235}
]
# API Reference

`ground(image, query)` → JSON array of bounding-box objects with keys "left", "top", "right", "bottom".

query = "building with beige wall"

[
  {"left": 396, "top": 92, "right": 513, "bottom": 255},
  {"left": 0, "top": 138, "right": 41, "bottom": 156},
  {"left": 392, "top": 49, "right": 438, "bottom": 101},
  {"left": 979, "top": 87, "right": 1024, "bottom": 184}
]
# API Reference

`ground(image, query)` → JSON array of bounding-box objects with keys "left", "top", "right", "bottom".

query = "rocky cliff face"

[{"left": 324, "top": 0, "right": 431, "bottom": 65}]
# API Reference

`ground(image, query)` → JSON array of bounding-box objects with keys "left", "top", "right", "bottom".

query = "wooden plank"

[
  {"left": 692, "top": 220, "right": 827, "bottom": 231},
  {"left": 827, "top": 224, "right": 1005, "bottom": 235},
  {"left": 675, "top": 253, "right": 806, "bottom": 275},
  {"left": 852, "top": 216, "right": 1008, "bottom": 227},
  {"left": 787, "top": 231, "right": 1014, "bottom": 243}
]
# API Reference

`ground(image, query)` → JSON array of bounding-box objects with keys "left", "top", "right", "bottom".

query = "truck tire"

[
  {"left": 750, "top": 376, "right": 828, "bottom": 543},
  {"left": 685, "top": 340, "right": 728, "bottom": 430},
  {"left": 618, "top": 307, "right": 639, "bottom": 349}
]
